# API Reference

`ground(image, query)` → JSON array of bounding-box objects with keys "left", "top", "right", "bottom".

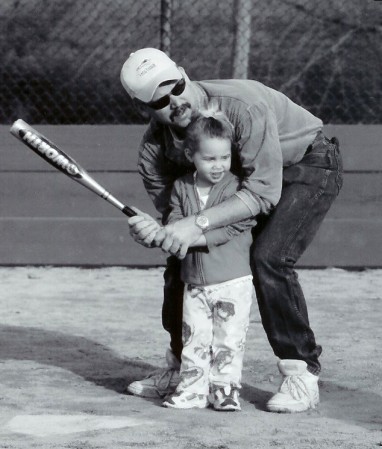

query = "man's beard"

[{"left": 170, "top": 102, "right": 192, "bottom": 123}]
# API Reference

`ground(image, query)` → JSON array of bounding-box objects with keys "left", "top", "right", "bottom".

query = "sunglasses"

[{"left": 146, "top": 78, "right": 186, "bottom": 110}]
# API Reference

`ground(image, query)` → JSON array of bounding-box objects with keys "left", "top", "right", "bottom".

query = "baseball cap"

[{"left": 120, "top": 48, "right": 182, "bottom": 102}]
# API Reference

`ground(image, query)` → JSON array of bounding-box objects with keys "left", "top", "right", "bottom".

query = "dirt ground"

[{"left": 0, "top": 266, "right": 381, "bottom": 449}]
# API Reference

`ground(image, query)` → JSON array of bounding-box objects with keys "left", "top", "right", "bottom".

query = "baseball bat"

[{"left": 10, "top": 119, "right": 137, "bottom": 217}]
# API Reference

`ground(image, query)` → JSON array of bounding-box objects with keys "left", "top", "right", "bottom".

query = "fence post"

[
  {"left": 160, "top": 0, "right": 173, "bottom": 56},
  {"left": 232, "top": 0, "right": 252, "bottom": 79}
]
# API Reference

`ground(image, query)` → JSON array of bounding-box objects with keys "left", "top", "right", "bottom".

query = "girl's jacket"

[{"left": 167, "top": 171, "right": 257, "bottom": 286}]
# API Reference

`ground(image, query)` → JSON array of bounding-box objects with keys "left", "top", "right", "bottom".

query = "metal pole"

[
  {"left": 160, "top": 0, "right": 173, "bottom": 56},
  {"left": 232, "top": 0, "right": 252, "bottom": 79}
]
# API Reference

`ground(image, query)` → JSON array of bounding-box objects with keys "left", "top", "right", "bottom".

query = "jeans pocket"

[
  {"left": 335, "top": 159, "right": 344, "bottom": 194},
  {"left": 301, "top": 152, "right": 330, "bottom": 169},
  {"left": 302, "top": 135, "right": 343, "bottom": 174},
  {"left": 331, "top": 139, "right": 344, "bottom": 194}
]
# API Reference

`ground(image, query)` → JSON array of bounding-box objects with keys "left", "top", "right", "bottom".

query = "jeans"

[
  {"left": 162, "top": 255, "right": 184, "bottom": 361},
  {"left": 162, "top": 131, "right": 344, "bottom": 374}
]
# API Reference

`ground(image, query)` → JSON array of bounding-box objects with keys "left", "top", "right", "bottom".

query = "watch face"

[{"left": 196, "top": 215, "right": 209, "bottom": 229}]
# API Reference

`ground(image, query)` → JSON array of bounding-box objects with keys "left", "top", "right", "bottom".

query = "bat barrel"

[
  {"left": 10, "top": 119, "right": 137, "bottom": 218},
  {"left": 10, "top": 119, "right": 83, "bottom": 178},
  {"left": 10, "top": 119, "right": 31, "bottom": 138}
]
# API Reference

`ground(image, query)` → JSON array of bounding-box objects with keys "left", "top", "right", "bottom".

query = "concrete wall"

[{"left": 1, "top": 124, "right": 381, "bottom": 267}]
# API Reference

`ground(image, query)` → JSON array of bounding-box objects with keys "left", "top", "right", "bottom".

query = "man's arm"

[
  {"left": 156, "top": 194, "right": 252, "bottom": 257},
  {"left": 138, "top": 123, "right": 185, "bottom": 219},
  {"left": 203, "top": 193, "right": 255, "bottom": 227},
  {"left": 128, "top": 123, "right": 184, "bottom": 247}
]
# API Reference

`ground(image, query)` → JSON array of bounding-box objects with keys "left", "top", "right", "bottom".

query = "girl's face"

[{"left": 186, "top": 137, "right": 232, "bottom": 187}]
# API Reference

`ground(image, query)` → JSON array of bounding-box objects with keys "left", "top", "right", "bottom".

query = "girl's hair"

[{"left": 185, "top": 106, "right": 234, "bottom": 155}]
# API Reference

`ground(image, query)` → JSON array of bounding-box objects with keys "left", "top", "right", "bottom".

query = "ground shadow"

[
  {"left": 240, "top": 383, "right": 274, "bottom": 411},
  {"left": 318, "top": 380, "right": 382, "bottom": 431},
  {"left": 1, "top": 325, "right": 380, "bottom": 429},
  {"left": 242, "top": 378, "right": 382, "bottom": 431},
  {"left": 0, "top": 325, "right": 273, "bottom": 408},
  {"left": 0, "top": 324, "right": 155, "bottom": 394},
  {"left": 0, "top": 324, "right": 272, "bottom": 410}
]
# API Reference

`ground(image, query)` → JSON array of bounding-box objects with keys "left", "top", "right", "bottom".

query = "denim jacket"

[{"left": 167, "top": 172, "right": 256, "bottom": 286}]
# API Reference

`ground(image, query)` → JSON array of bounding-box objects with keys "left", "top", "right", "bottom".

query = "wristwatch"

[{"left": 195, "top": 212, "right": 210, "bottom": 233}]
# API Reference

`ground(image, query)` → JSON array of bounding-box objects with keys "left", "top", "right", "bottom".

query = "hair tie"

[{"left": 199, "top": 104, "right": 224, "bottom": 120}]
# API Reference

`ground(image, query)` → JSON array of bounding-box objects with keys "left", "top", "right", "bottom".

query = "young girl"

[{"left": 162, "top": 110, "right": 257, "bottom": 411}]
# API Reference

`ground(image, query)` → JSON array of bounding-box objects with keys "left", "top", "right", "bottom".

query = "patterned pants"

[{"left": 177, "top": 275, "right": 254, "bottom": 396}]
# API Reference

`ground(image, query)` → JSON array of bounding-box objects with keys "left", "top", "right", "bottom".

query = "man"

[{"left": 120, "top": 48, "right": 343, "bottom": 413}]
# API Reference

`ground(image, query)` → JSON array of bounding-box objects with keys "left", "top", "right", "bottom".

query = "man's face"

[{"left": 146, "top": 73, "right": 196, "bottom": 128}]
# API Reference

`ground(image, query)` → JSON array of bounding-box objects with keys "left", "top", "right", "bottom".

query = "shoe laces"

[
  {"left": 281, "top": 375, "right": 315, "bottom": 407},
  {"left": 145, "top": 367, "right": 177, "bottom": 389},
  {"left": 213, "top": 385, "right": 238, "bottom": 400}
]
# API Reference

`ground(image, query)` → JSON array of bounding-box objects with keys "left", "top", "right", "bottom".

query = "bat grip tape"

[{"left": 122, "top": 206, "right": 137, "bottom": 217}]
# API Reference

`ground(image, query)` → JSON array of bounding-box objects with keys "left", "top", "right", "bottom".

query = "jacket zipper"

[
  {"left": 193, "top": 180, "right": 206, "bottom": 285},
  {"left": 192, "top": 173, "right": 230, "bottom": 285}
]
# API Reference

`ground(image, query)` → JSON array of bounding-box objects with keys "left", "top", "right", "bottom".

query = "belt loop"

[{"left": 305, "top": 130, "right": 322, "bottom": 155}]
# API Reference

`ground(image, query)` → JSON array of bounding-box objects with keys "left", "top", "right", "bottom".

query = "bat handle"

[{"left": 122, "top": 206, "right": 137, "bottom": 217}]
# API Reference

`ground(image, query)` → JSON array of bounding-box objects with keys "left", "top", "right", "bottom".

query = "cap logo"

[{"left": 136, "top": 58, "right": 156, "bottom": 77}]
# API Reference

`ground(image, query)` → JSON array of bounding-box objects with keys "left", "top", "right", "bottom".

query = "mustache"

[{"left": 170, "top": 102, "right": 192, "bottom": 122}]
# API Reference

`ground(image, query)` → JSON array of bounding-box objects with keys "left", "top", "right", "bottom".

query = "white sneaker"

[
  {"left": 126, "top": 349, "right": 180, "bottom": 398},
  {"left": 162, "top": 390, "right": 209, "bottom": 409},
  {"left": 266, "top": 359, "right": 319, "bottom": 413}
]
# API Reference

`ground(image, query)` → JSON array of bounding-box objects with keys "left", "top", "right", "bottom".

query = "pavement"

[{"left": 0, "top": 266, "right": 381, "bottom": 449}]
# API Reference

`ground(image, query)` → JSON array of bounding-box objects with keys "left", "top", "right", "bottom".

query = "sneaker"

[
  {"left": 266, "top": 359, "right": 319, "bottom": 413},
  {"left": 126, "top": 349, "right": 180, "bottom": 398},
  {"left": 162, "top": 390, "right": 209, "bottom": 409},
  {"left": 211, "top": 386, "right": 241, "bottom": 411}
]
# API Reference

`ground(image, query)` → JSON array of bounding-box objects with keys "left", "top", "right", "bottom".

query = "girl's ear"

[{"left": 184, "top": 148, "right": 194, "bottom": 162}]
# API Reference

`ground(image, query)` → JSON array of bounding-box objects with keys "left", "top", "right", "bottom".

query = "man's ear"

[
  {"left": 178, "top": 66, "right": 190, "bottom": 81},
  {"left": 184, "top": 148, "right": 194, "bottom": 162}
]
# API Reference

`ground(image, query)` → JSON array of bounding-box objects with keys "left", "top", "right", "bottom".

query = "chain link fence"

[{"left": 1, "top": 0, "right": 381, "bottom": 124}]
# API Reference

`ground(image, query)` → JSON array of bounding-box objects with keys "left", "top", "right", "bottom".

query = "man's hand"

[
  {"left": 127, "top": 207, "right": 162, "bottom": 247},
  {"left": 154, "top": 215, "right": 203, "bottom": 259}
]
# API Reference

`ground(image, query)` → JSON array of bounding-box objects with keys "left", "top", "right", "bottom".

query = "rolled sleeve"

[
  {"left": 234, "top": 190, "right": 262, "bottom": 216},
  {"left": 234, "top": 102, "right": 283, "bottom": 213}
]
